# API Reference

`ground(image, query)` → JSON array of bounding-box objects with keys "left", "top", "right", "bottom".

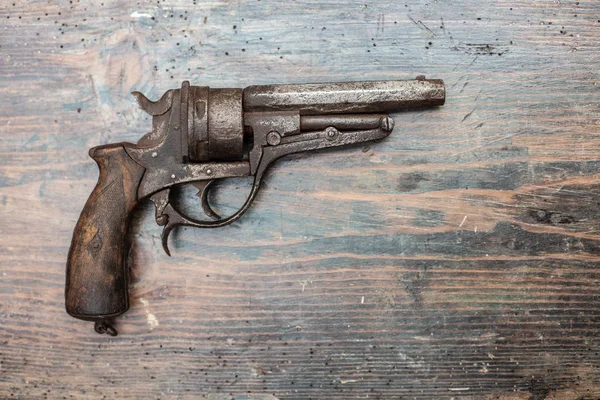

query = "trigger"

[
  {"left": 149, "top": 189, "right": 173, "bottom": 256},
  {"left": 193, "top": 180, "right": 221, "bottom": 221}
]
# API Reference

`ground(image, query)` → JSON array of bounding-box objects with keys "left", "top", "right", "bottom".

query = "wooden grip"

[{"left": 65, "top": 144, "right": 145, "bottom": 322}]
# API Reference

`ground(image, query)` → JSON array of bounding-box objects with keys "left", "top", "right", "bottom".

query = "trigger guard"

[{"left": 150, "top": 177, "right": 263, "bottom": 256}]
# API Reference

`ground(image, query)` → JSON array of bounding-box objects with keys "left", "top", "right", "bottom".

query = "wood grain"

[{"left": 1, "top": 0, "right": 600, "bottom": 398}]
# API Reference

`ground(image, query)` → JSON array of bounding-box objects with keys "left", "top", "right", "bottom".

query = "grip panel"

[{"left": 65, "top": 144, "right": 145, "bottom": 321}]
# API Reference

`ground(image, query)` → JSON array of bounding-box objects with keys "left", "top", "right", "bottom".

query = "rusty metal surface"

[
  {"left": 300, "top": 114, "right": 389, "bottom": 131},
  {"left": 207, "top": 88, "right": 245, "bottom": 160},
  {"left": 65, "top": 77, "right": 445, "bottom": 335},
  {"left": 243, "top": 78, "right": 445, "bottom": 114}
]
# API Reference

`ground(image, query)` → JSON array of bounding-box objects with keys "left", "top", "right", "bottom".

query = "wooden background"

[{"left": 1, "top": 0, "right": 600, "bottom": 398}]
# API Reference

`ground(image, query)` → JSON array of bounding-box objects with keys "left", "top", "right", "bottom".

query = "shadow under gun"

[{"left": 66, "top": 77, "right": 446, "bottom": 335}]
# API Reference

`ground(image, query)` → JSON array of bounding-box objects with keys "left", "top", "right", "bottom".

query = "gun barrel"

[{"left": 243, "top": 78, "right": 445, "bottom": 115}]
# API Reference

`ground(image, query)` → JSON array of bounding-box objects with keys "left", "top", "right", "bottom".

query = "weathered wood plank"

[{"left": 1, "top": 0, "right": 600, "bottom": 398}]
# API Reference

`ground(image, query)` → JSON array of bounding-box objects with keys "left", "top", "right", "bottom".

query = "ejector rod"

[{"left": 299, "top": 114, "right": 388, "bottom": 131}]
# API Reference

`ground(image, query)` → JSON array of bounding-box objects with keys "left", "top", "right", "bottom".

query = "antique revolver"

[{"left": 66, "top": 78, "right": 445, "bottom": 335}]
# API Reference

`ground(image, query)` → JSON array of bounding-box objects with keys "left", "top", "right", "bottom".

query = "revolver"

[{"left": 65, "top": 77, "right": 445, "bottom": 335}]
